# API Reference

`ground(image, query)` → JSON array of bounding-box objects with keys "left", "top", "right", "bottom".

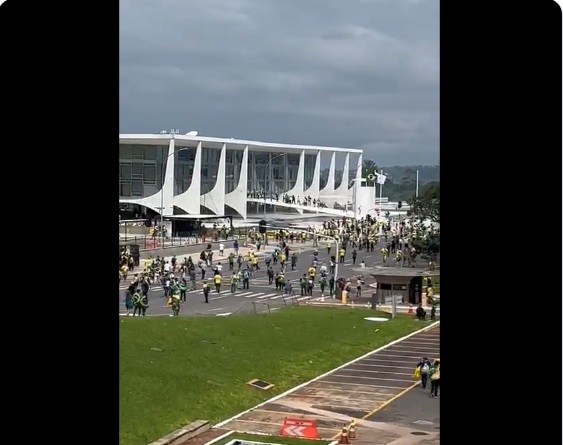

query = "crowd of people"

[
  {"left": 246, "top": 190, "right": 329, "bottom": 208},
  {"left": 121, "top": 214, "right": 439, "bottom": 316}
]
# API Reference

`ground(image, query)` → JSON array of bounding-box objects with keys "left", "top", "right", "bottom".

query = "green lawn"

[
  {"left": 212, "top": 432, "right": 332, "bottom": 445},
  {"left": 120, "top": 307, "right": 426, "bottom": 445}
]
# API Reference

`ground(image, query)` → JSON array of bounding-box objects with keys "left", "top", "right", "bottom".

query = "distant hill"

[{"left": 380, "top": 165, "right": 440, "bottom": 184}]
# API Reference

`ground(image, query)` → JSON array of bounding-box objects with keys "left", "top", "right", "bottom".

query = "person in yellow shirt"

[
  {"left": 213, "top": 273, "right": 222, "bottom": 293},
  {"left": 395, "top": 249, "right": 402, "bottom": 267},
  {"left": 251, "top": 256, "right": 259, "bottom": 271},
  {"left": 307, "top": 266, "right": 316, "bottom": 282},
  {"left": 381, "top": 247, "right": 388, "bottom": 264},
  {"left": 338, "top": 247, "right": 345, "bottom": 264}
]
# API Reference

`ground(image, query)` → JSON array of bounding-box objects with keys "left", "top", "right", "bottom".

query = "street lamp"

[
  {"left": 264, "top": 153, "right": 288, "bottom": 215},
  {"left": 349, "top": 178, "right": 361, "bottom": 221}
]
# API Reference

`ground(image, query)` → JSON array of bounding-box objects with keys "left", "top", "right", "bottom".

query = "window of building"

[
  {"left": 144, "top": 147, "right": 157, "bottom": 160},
  {"left": 131, "top": 147, "right": 144, "bottom": 160},
  {"left": 202, "top": 167, "right": 208, "bottom": 178},
  {"left": 177, "top": 149, "right": 192, "bottom": 162},
  {"left": 131, "top": 180, "right": 143, "bottom": 196},
  {"left": 120, "top": 182, "right": 131, "bottom": 196},
  {"left": 120, "top": 163, "right": 132, "bottom": 179},
  {"left": 143, "top": 164, "right": 156, "bottom": 181},
  {"left": 379, "top": 283, "right": 392, "bottom": 290},
  {"left": 120, "top": 145, "right": 132, "bottom": 159},
  {"left": 132, "top": 162, "right": 143, "bottom": 177},
  {"left": 273, "top": 167, "right": 282, "bottom": 179}
]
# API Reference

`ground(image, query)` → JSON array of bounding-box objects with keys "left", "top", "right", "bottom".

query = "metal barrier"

[{"left": 120, "top": 227, "right": 253, "bottom": 250}]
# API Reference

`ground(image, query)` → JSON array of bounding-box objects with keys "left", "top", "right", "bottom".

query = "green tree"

[
  {"left": 407, "top": 181, "right": 440, "bottom": 224},
  {"left": 408, "top": 182, "right": 440, "bottom": 258}
]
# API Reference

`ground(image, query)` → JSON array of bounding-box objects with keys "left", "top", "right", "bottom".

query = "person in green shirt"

[
  {"left": 132, "top": 291, "right": 143, "bottom": 317},
  {"left": 299, "top": 275, "right": 307, "bottom": 296},
  {"left": 319, "top": 276, "right": 327, "bottom": 295},
  {"left": 179, "top": 280, "right": 188, "bottom": 302}
]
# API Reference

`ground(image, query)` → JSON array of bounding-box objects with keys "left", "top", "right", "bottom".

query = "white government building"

[{"left": 119, "top": 133, "right": 378, "bottom": 220}]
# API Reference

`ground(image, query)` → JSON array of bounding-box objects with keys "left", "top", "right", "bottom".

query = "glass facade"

[
  {"left": 247, "top": 152, "right": 300, "bottom": 194},
  {"left": 304, "top": 154, "right": 316, "bottom": 189},
  {"left": 119, "top": 144, "right": 325, "bottom": 200},
  {"left": 119, "top": 145, "right": 168, "bottom": 198}
]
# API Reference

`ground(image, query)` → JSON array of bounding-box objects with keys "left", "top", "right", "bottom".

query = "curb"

[{"left": 147, "top": 420, "right": 210, "bottom": 445}]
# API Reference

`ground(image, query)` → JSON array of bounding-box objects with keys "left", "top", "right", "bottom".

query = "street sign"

[
  {"left": 376, "top": 173, "right": 387, "bottom": 185},
  {"left": 280, "top": 418, "right": 319, "bottom": 439}
]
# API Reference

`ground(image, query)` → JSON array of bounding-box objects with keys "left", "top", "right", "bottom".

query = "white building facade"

[{"left": 119, "top": 134, "right": 365, "bottom": 220}]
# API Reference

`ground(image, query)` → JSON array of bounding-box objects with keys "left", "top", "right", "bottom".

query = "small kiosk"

[{"left": 366, "top": 268, "right": 440, "bottom": 306}]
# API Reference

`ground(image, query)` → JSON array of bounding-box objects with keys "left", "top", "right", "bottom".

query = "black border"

[
  {"left": 441, "top": 1, "right": 561, "bottom": 443},
  {"left": 1, "top": 0, "right": 560, "bottom": 443},
  {"left": 0, "top": 0, "right": 117, "bottom": 439}
]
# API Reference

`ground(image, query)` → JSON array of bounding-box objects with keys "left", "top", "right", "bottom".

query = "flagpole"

[
  {"left": 415, "top": 170, "right": 419, "bottom": 198},
  {"left": 379, "top": 170, "right": 383, "bottom": 213}
]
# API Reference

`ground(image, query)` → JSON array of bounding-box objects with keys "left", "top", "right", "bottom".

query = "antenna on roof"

[{"left": 186, "top": 130, "right": 198, "bottom": 136}]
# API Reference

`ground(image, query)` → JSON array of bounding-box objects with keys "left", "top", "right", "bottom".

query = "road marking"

[
  {"left": 256, "top": 293, "right": 279, "bottom": 299},
  {"left": 216, "top": 312, "right": 232, "bottom": 317},
  {"left": 332, "top": 373, "right": 413, "bottom": 383},
  {"left": 353, "top": 363, "right": 413, "bottom": 370},
  {"left": 377, "top": 353, "right": 424, "bottom": 359},
  {"left": 346, "top": 367, "right": 413, "bottom": 376},
  {"left": 361, "top": 358, "right": 414, "bottom": 365},
  {"left": 391, "top": 345, "right": 440, "bottom": 351}
]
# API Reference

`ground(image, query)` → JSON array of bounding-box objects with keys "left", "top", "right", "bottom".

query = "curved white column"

[
  {"left": 356, "top": 153, "right": 363, "bottom": 183},
  {"left": 225, "top": 145, "right": 248, "bottom": 219},
  {"left": 304, "top": 150, "right": 321, "bottom": 198},
  {"left": 285, "top": 150, "right": 305, "bottom": 197},
  {"left": 351, "top": 153, "right": 364, "bottom": 215},
  {"left": 119, "top": 139, "right": 176, "bottom": 215},
  {"left": 320, "top": 151, "right": 336, "bottom": 198},
  {"left": 332, "top": 153, "right": 350, "bottom": 206},
  {"left": 283, "top": 149, "right": 305, "bottom": 214},
  {"left": 201, "top": 143, "right": 226, "bottom": 215},
  {"left": 173, "top": 142, "right": 202, "bottom": 214}
]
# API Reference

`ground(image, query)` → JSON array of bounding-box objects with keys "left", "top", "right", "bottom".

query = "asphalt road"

[{"left": 119, "top": 242, "right": 385, "bottom": 317}]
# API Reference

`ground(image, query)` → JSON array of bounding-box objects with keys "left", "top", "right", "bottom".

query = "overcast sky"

[{"left": 120, "top": 0, "right": 439, "bottom": 166}]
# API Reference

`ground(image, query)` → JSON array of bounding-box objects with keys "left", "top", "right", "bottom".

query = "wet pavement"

[{"left": 213, "top": 325, "right": 440, "bottom": 441}]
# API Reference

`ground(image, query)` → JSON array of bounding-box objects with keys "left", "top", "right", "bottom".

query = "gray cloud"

[{"left": 120, "top": 0, "right": 439, "bottom": 165}]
